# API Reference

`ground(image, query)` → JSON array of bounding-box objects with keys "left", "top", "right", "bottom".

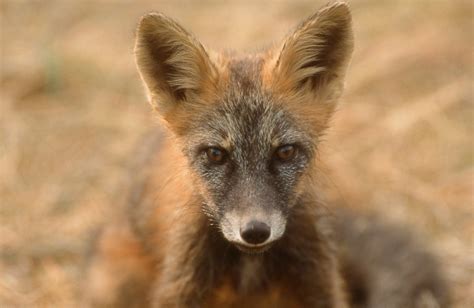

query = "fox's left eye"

[
  {"left": 205, "top": 147, "right": 227, "bottom": 164},
  {"left": 274, "top": 145, "right": 296, "bottom": 161}
]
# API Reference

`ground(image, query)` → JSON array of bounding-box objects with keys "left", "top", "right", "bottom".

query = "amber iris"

[
  {"left": 206, "top": 147, "right": 225, "bottom": 163},
  {"left": 275, "top": 145, "right": 296, "bottom": 161}
]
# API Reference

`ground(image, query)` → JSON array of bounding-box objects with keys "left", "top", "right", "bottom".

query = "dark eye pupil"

[
  {"left": 276, "top": 145, "right": 295, "bottom": 161},
  {"left": 207, "top": 147, "right": 224, "bottom": 162}
]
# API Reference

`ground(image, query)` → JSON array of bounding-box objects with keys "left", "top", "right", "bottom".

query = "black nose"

[{"left": 240, "top": 220, "right": 271, "bottom": 245}]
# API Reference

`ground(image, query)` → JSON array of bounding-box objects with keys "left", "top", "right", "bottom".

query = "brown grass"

[{"left": 1, "top": 0, "right": 472, "bottom": 307}]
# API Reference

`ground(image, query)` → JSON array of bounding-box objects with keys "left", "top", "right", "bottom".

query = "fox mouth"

[{"left": 233, "top": 242, "right": 274, "bottom": 254}]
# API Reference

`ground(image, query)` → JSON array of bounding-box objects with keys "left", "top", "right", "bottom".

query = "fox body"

[{"left": 84, "top": 2, "right": 449, "bottom": 307}]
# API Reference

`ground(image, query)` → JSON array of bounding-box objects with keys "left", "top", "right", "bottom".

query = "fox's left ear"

[
  {"left": 134, "top": 13, "right": 218, "bottom": 122},
  {"left": 266, "top": 2, "right": 354, "bottom": 103}
]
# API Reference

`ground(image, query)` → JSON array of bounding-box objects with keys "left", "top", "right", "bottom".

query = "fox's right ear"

[
  {"left": 134, "top": 13, "right": 218, "bottom": 118},
  {"left": 266, "top": 2, "right": 354, "bottom": 103}
]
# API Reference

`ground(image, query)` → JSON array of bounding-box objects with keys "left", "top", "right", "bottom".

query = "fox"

[{"left": 83, "top": 2, "right": 450, "bottom": 307}]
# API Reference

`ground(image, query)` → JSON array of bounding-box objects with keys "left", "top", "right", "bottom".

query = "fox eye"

[
  {"left": 205, "top": 147, "right": 226, "bottom": 164},
  {"left": 274, "top": 145, "right": 296, "bottom": 161}
]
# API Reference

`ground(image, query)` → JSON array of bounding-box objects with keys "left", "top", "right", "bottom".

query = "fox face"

[
  {"left": 181, "top": 75, "right": 315, "bottom": 252},
  {"left": 135, "top": 2, "right": 353, "bottom": 252}
]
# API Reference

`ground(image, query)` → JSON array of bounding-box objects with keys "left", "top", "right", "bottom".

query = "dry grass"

[{"left": 0, "top": 0, "right": 472, "bottom": 307}]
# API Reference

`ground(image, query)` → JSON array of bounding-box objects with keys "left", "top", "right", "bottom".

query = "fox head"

[{"left": 135, "top": 2, "right": 353, "bottom": 253}]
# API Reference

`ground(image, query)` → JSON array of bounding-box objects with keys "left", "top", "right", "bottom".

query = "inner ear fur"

[
  {"left": 267, "top": 2, "right": 354, "bottom": 101},
  {"left": 134, "top": 12, "right": 218, "bottom": 115}
]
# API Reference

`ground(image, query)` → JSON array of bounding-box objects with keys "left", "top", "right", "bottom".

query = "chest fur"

[{"left": 202, "top": 256, "right": 303, "bottom": 308}]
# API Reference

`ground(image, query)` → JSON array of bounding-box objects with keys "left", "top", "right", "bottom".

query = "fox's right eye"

[
  {"left": 274, "top": 144, "right": 297, "bottom": 162},
  {"left": 205, "top": 147, "right": 227, "bottom": 164}
]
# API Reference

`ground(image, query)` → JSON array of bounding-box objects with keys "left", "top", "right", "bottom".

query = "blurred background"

[{"left": 0, "top": 0, "right": 472, "bottom": 306}]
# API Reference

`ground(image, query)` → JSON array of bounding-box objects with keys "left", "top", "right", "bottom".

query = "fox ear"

[
  {"left": 268, "top": 2, "right": 353, "bottom": 101},
  {"left": 135, "top": 13, "right": 217, "bottom": 116}
]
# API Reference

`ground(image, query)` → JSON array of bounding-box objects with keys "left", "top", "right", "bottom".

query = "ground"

[{"left": 0, "top": 0, "right": 472, "bottom": 307}]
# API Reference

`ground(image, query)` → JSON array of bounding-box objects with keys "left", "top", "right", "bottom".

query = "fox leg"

[{"left": 82, "top": 221, "right": 154, "bottom": 308}]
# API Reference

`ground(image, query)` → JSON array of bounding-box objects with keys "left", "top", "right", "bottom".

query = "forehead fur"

[{"left": 187, "top": 56, "right": 315, "bottom": 151}]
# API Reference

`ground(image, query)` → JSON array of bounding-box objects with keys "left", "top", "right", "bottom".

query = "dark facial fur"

[{"left": 182, "top": 58, "right": 316, "bottom": 249}]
